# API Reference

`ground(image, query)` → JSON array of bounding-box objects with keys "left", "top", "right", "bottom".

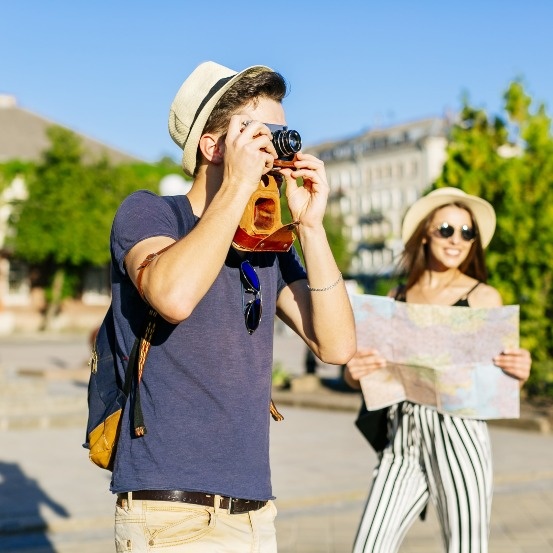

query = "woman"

[{"left": 345, "top": 187, "right": 531, "bottom": 553}]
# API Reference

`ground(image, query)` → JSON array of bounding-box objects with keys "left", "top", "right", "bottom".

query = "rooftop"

[{"left": 0, "top": 95, "right": 142, "bottom": 165}]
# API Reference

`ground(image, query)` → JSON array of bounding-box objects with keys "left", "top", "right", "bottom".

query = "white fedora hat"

[
  {"left": 401, "top": 187, "right": 496, "bottom": 248},
  {"left": 168, "top": 61, "right": 273, "bottom": 177}
]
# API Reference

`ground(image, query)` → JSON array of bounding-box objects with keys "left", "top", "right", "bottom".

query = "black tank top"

[{"left": 394, "top": 282, "right": 481, "bottom": 306}]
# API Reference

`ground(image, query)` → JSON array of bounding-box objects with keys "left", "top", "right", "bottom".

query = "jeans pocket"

[
  {"left": 144, "top": 504, "right": 215, "bottom": 547},
  {"left": 115, "top": 503, "right": 145, "bottom": 552}
]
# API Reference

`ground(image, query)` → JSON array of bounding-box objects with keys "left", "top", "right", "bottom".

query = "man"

[{"left": 109, "top": 61, "right": 356, "bottom": 552}]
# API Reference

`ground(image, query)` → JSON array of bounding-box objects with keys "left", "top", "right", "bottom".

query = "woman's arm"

[{"left": 470, "top": 282, "right": 532, "bottom": 387}]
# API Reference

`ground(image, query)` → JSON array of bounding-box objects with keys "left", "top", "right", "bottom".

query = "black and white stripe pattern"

[{"left": 353, "top": 402, "right": 493, "bottom": 553}]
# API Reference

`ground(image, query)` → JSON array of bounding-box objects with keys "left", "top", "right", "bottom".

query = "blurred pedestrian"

[{"left": 345, "top": 187, "right": 531, "bottom": 553}]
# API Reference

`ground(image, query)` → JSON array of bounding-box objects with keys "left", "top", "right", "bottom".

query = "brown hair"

[
  {"left": 398, "top": 201, "right": 488, "bottom": 290},
  {"left": 195, "top": 70, "right": 288, "bottom": 175}
]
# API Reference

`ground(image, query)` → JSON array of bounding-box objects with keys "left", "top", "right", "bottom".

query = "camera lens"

[{"left": 272, "top": 129, "right": 302, "bottom": 160}]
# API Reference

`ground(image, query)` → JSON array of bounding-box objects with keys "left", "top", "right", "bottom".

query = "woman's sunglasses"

[
  {"left": 240, "top": 260, "right": 262, "bottom": 335},
  {"left": 432, "top": 222, "right": 476, "bottom": 242}
]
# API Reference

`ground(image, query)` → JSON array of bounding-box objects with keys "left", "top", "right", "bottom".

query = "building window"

[
  {"left": 340, "top": 196, "right": 351, "bottom": 214},
  {"left": 360, "top": 193, "right": 371, "bottom": 214},
  {"left": 371, "top": 191, "right": 380, "bottom": 211},
  {"left": 1, "top": 258, "right": 31, "bottom": 306},
  {"left": 392, "top": 189, "right": 401, "bottom": 209},
  {"left": 340, "top": 170, "right": 351, "bottom": 190},
  {"left": 82, "top": 266, "right": 111, "bottom": 305},
  {"left": 8, "top": 259, "right": 29, "bottom": 296},
  {"left": 365, "top": 168, "right": 372, "bottom": 184}
]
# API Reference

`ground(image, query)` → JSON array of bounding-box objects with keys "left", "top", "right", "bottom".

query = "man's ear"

[{"left": 199, "top": 134, "right": 225, "bottom": 165}]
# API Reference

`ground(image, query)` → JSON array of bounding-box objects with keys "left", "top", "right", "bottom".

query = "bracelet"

[{"left": 307, "top": 272, "right": 343, "bottom": 292}]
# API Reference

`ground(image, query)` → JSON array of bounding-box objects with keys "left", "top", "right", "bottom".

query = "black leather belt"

[{"left": 117, "top": 490, "right": 267, "bottom": 514}]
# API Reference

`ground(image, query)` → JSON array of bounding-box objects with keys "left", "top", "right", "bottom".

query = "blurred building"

[
  {"left": 0, "top": 94, "right": 140, "bottom": 164},
  {"left": 0, "top": 94, "right": 141, "bottom": 331},
  {"left": 306, "top": 117, "right": 450, "bottom": 283},
  {"left": 0, "top": 94, "right": 451, "bottom": 330}
]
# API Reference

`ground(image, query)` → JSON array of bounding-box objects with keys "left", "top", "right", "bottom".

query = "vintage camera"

[
  {"left": 232, "top": 123, "right": 302, "bottom": 253},
  {"left": 266, "top": 124, "right": 302, "bottom": 164}
]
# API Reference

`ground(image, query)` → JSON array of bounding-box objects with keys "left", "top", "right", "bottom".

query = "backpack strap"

[
  {"left": 270, "top": 399, "right": 284, "bottom": 421},
  {"left": 136, "top": 243, "right": 175, "bottom": 300},
  {"left": 131, "top": 196, "right": 191, "bottom": 434},
  {"left": 131, "top": 307, "right": 158, "bottom": 437}
]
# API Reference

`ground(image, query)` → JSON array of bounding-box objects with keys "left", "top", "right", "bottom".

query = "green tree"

[
  {"left": 279, "top": 181, "right": 352, "bottom": 273},
  {"left": 0, "top": 160, "right": 34, "bottom": 192},
  {"left": 9, "top": 126, "right": 179, "bottom": 329},
  {"left": 435, "top": 82, "right": 553, "bottom": 396},
  {"left": 10, "top": 127, "right": 101, "bottom": 327}
]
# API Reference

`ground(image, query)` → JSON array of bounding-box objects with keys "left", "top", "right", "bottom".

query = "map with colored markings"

[{"left": 350, "top": 294, "right": 520, "bottom": 419}]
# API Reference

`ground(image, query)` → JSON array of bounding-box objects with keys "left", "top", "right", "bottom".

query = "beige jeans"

[{"left": 114, "top": 493, "right": 278, "bottom": 552}]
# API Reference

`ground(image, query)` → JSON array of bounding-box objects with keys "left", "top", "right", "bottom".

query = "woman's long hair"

[{"left": 397, "top": 202, "right": 489, "bottom": 290}]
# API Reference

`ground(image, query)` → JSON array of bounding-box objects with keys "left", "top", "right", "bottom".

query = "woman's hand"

[
  {"left": 344, "top": 348, "right": 386, "bottom": 389},
  {"left": 493, "top": 348, "right": 532, "bottom": 387}
]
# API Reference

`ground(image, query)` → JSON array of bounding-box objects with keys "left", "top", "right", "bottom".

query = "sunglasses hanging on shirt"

[{"left": 240, "top": 260, "right": 262, "bottom": 335}]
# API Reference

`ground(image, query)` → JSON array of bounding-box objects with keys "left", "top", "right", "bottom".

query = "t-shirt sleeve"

[
  {"left": 276, "top": 247, "right": 307, "bottom": 294},
  {"left": 111, "top": 190, "right": 184, "bottom": 276}
]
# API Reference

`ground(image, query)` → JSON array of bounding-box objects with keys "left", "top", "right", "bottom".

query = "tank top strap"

[
  {"left": 394, "top": 283, "right": 407, "bottom": 302},
  {"left": 454, "top": 281, "right": 481, "bottom": 306}
]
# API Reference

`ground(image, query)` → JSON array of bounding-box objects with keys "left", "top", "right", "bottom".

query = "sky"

[{"left": 2, "top": 1, "right": 552, "bottom": 163}]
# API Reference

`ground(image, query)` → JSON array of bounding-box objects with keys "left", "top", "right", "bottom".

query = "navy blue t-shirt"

[{"left": 109, "top": 190, "right": 306, "bottom": 500}]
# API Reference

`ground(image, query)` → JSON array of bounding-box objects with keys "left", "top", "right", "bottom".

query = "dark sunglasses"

[
  {"left": 240, "top": 260, "right": 262, "bottom": 335},
  {"left": 432, "top": 222, "right": 476, "bottom": 242}
]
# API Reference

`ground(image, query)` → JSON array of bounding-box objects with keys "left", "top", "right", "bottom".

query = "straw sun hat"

[
  {"left": 168, "top": 61, "right": 274, "bottom": 177},
  {"left": 401, "top": 187, "right": 496, "bottom": 248}
]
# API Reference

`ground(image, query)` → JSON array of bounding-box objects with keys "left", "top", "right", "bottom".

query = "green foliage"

[
  {"left": 435, "top": 81, "right": 553, "bottom": 397},
  {"left": 0, "top": 160, "right": 34, "bottom": 191},
  {"left": 271, "top": 362, "right": 291, "bottom": 389},
  {"left": 323, "top": 211, "right": 352, "bottom": 273},
  {"left": 279, "top": 180, "right": 352, "bottom": 273},
  {"left": 6, "top": 126, "right": 184, "bottom": 311},
  {"left": 373, "top": 276, "right": 401, "bottom": 297},
  {"left": 12, "top": 128, "right": 110, "bottom": 266},
  {"left": 10, "top": 127, "right": 183, "bottom": 267},
  {"left": 42, "top": 265, "right": 81, "bottom": 302}
]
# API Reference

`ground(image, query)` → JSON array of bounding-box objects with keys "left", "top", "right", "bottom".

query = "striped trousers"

[{"left": 352, "top": 402, "right": 493, "bottom": 553}]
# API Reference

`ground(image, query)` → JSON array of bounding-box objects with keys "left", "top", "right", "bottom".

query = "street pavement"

[{"left": 0, "top": 331, "right": 552, "bottom": 552}]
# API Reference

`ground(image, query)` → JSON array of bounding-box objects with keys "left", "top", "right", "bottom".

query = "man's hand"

[
  {"left": 223, "top": 115, "right": 277, "bottom": 194},
  {"left": 280, "top": 152, "right": 329, "bottom": 228}
]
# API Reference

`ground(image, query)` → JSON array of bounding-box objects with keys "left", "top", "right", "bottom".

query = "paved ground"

[{"left": 0, "top": 331, "right": 552, "bottom": 552}]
